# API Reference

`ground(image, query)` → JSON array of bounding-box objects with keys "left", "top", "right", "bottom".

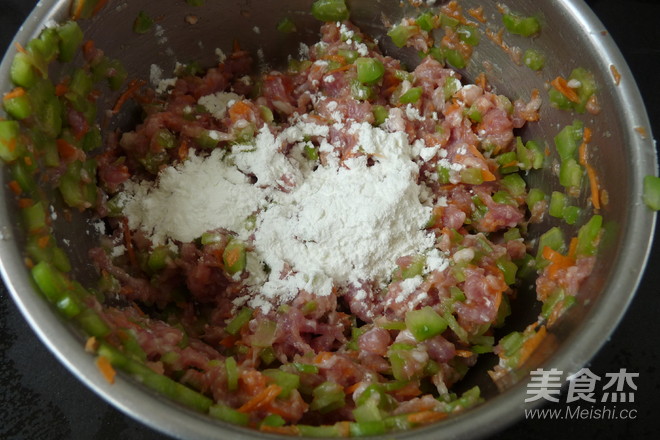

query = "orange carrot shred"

[
  {"left": 550, "top": 77, "right": 580, "bottom": 103},
  {"left": 37, "top": 235, "right": 50, "bottom": 249},
  {"left": 3, "top": 87, "right": 26, "bottom": 101},
  {"left": 481, "top": 168, "right": 497, "bottom": 182},
  {"left": 345, "top": 382, "right": 363, "bottom": 394},
  {"left": 455, "top": 349, "right": 474, "bottom": 358},
  {"left": 112, "top": 79, "right": 146, "bottom": 114},
  {"left": 18, "top": 198, "right": 33, "bottom": 209},
  {"left": 8, "top": 180, "right": 22, "bottom": 196},
  {"left": 238, "top": 384, "right": 282, "bottom": 413},
  {"left": 578, "top": 127, "right": 600, "bottom": 210},
  {"left": 55, "top": 83, "right": 69, "bottom": 97},
  {"left": 567, "top": 237, "right": 578, "bottom": 260},
  {"left": 468, "top": 6, "right": 486, "bottom": 23},
  {"left": 609, "top": 64, "right": 621, "bottom": 86},
  {"left": 14, "top": 42, "right": 27, "bottom": 54},
  {"left": 407, "top": 410, "right": 448, "bottom": 425},
  {"left": 96, "top": 355, "right": 116, "bottom": 384},
  {"left": 517, "top": 326, "right": 547, "bottom": 367}
]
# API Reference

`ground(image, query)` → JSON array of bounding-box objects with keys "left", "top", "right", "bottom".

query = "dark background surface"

[{"left": 1, "top": 1, "right": 659, "bottom": 439}]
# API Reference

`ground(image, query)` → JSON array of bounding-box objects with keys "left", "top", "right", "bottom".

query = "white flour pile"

[{"left": 119, "top": 106, "right": 446, "bottom": 312}]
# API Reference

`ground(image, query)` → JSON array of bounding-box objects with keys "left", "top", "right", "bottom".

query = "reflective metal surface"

[{"left": 0, "top": 1, "right": 656, "bottom": 439}]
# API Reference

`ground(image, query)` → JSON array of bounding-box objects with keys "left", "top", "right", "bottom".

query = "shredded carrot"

[
  {"left": 17, "top": 198, "right": 33, "bottom": 209},
  {"left": 121, "top": 217, "right": 138, "bottom": 269},
  {"left": 634, "top": 126, "right": 648, "bottom": 139},
  {"left": 8, "top": 180, "right": 22, "bottom": 196},
  {"left": 259, "top": 426, "right": 300, "bottom": 435},
  {"left": 92, "top": 0, "right": 109, "bottom": 15},
  {"left": 609, "top": 64, "right": 621, "bottom": 86},
  {"left": 475, "top": 72, "right": 487, "bottom": 90},
  {"left": 82, "top": 40, "right": 95, "bottom": 57},
  {"left": 56, "top": 138, "right": 81, "bottom": 161},
  {"left": 542, "top": 246, "right": 575, "bottom": 279},
  {"left": 85, "top": 336, "right": 98, "bottom": 353},
  {"left": 313, "top": 351, "right": 333, "bottom": 365},
  {"left": 96, "top": 355, "right": 116, "bottom": 384},
  {"left": 2, "top": 137, "right": 17, "bottom": 153},
  {"left": 3, "top": 87, "right": 26, "bottom": 101},
  {"left": 517, "top": 325, "right": 547, "bottom": 367},
  {"left": 328, "top": 63, "right": 353, "bottom": 75},
  {"left": 467, "top": 6, "right": 486, "bottom": 23},
  {"left": 219, "top": 335, "right": 237, "bottom": 348},
  {"left": 112, "top": 79, "right": 146, "bottom": 114},
  {"left": 455, "top": 349, "right": 474, "bottom": 358},
  {"left": 238, "top": 384, "right": 282, "bottom": 413},
  {"left": 481, "top": 168, "right": 497, "bottom": 182},
  {"left": 335, "top": 421, "right": 351, "bottom": 437},
  {"left": 228, "top": 101, "right": 253, "bottom": 122},
  {"left": 407, "top": 410, "right": 448, "bottom": 425},
  {"left": 550, "top": 76, "right": 580, "bottom": 104},
  {"left": 55, "top": 83, "right": 69, "bottom": 97},
  {"left": 24, "top": 257, "right": 35, "bottom": 269},
  {"left": 37, "top": 235, "right": 50, "bottom": 249},
  {"left": 567, "top": 237, "right": 578, "bottom": 260},
  {"left": 391, "top": 381, "right": 422, "bottom": 399},
  {"left": 577, "top": 127, "right": 600, "bottom": 210},
  {"left": 14, "top": 42, "right": 27, "bottom": 54},
  {"left": 345, "top": 381, "right": 363, "bottom": 394}
]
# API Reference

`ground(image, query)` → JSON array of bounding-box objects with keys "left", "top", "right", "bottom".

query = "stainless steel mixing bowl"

[{"left": 0, "top": 0, "right": 656, "bottom": 439}]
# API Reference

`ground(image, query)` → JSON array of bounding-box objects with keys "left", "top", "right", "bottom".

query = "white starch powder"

[{"left": 119, "top": 116, "right": 447, "bottom": 312}]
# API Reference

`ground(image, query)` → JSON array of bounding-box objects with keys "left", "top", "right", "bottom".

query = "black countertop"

[{"left": 1, "top": 1, "right": 659, "bottom": 439}]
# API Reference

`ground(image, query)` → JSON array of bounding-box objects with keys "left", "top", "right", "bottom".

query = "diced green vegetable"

[
  {"left": 575, "top": 215, "right": 602, "bottom": 257},
  {"left": 57, "top": 21, "right": 84, "bottom": 62},
  {"left": 349, "top": 420, "right": 387, "bottom": 436},
  {"left": 549, "top": 191, "right": 567, "bottom": 218},
  {"left": 443, "top": 48, "right": 466, "bottom": 69},
  {"left": 559, "top": 158, "right": 583, "bottom": 189},
  {"left": 643, "top": 175, "right": 660, "bottom": 210},
  {"left": 10, "top": 52, "right": 37, "bottom": 88},
  {"left": 416, "top": 12, "right": 436, "bottom": 32},
  {"left": 3, "top": 91, "right": 32, "bottom": 120},
  {"left": 310, "top": 381, "right": 345, "bottom": 413},
  {"left": 387, "top": 25, "right": 417, "bottom": 48},
  {"left": 350, "top": 79, "right": 373, "bottom": 101},
  {"left": 457, "top": 25, "right": 480, "bottom": 46},
  {"left": 133, "top": 11, "right": 154, "bottom": 34},
  {"left": 460, "top": 168, "right": 483, "bottom": 185},
  {"left": 536, "top": 227, "right": 566, "bottom": 266},
  {"left": 562, "top": 205, "right": 581, "bottom": 225},
  {"left": 264, "top": 369, "right": 300, "bottom": 398},
  {"left": 405, "top": 306, "right": 447, "bottom": 341},
  {"left": 311, "top": 0, "right": 350, "bottom": 22},
  {"left": 502, "top": 12, "right": 541, "bottom": 37},
  {"left": 443, "top": 77, "right": 461, "bottom": 100},
  {"left": 225, "top": 307, "right": 253, "bottom": 335},
  {"left": 501, "top": 173, "right": 526, "bottom": 197},
  {"left": 225, "top": 356, "right": 239, "bottom": 391},
  {"left": 261, "top": 414, "right": 286, "bottom": 427},
  {"left": 554, "top": 120, "right": 583, "bottom": 161},
  {"left": 209, "top": 404, "right": 249, "bottom": 425},
  {"left": 277, "top": 17, "right": 297, "bottom": 33},
  {"left": 372, "top": 105, "right": 388, "bottom": 126},
  {"left": 399, "top": 87, "right": 423, "bottom": 104},
  {"left": 355, "top": 57, "right": 385, "bottom": 84},
  {"left": 523, "top": 49, "right": 545, "bottom": 71}
]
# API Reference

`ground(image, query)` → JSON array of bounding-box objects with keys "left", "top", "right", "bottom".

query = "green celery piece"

[
  {"left": 277, "top": 17, "right": 297, "bottom": 33},
  {"left": 225, "top": 356, "right": 239, "bottom": 391},
  {"left": 405, "top": 306, "right": 447, "bottom": 341},
  {"left": 349, "top": 420, "right": 387, "bottom": 436},
  {"left": 460, "top": 167, "right": 483, "bottom": 185},
  {"left": 355, "top": 57, "right": 385, "bottom": 84},
  {"left": 3, "top": 92, "right": 32, "bottom": 120},
  {"left": 311, "top": 0, "right": 350, "bottom": 22},
  {"left": 523, "top": 49, "right": 545, "bottom": 71},
  {"left": 387, "top": 25, "right": 417, "bottom": 48},
  {"left": 147, "top": 245, "right": 174, "bottom": 271},
  {"left": 501, "top": 173, "right": 526, "bottom": 197},
  {"left": 225, "top": 307, "right": 253, "bottom": 335},
  {"left": 569, "top": 67, "right": 597, "bottom": 113},
  {"left": 496, "top": 258, "right": 518, "bottom": 285},
  {"left": 57, "top": 21, "right": 84, "bottom": 63},
  {"left": 10, "top": 52, "right": 37, "bottom": 88},
  {"left": 0, "top": 119, "right": 25, "bottom": 163},
  {"left": 457, "top": 25, "right": 480, "bottom": 46},
  {"left": 526, "top": 188, "right": 546, "bottom": 211},
  {"left": 372, "top": 105, "right": 388, "bottom": 126},
  {"left": 416, "top": 12, "right": 436, "bottom": 32},
  {"left": 502, "top": 12, "right": 541, "bottom": 37},
  {"left": 443, "top": 76, "right": 461, "bottom": 100},
  {"left": 562, "top": 205, "right": 581, "bottom": 225},
  {"left": 263, "top": 369, "right": 300, "bottom": 398},
  {"left": 209, "top": 404, "right": 249, "bottom": 425},
  {"left": 575, "top": 215, "right": 603, "bottom": 257},
  {"left": 443, "top": 48, "right": 467, "bottom": 69},
  {"left": 133, "top": 11, "right": 154, "bottom": 34},
  {"left": 549, "top": 191, "right": 568, "bottom": 218},
  {"left": 338, "top": 48, "right": 359, "bottom": 64},
  {"left": 310, "top": 381, "right": 345, "bottom": 413},
  {"left": 399, "top": 87, "right": 423, "bottom": 104},
  {"left": 251, "top": 319, "right": 277, "bottom": 347},
  {"left": 643, "top": 175, "right": 660, "bottom": 210},
  {"left": 261, "top": 414, "right": 286, "bottom": 427},
  {"left": 554, "top": 120, "right": 583, "bottom": 161},
  {"left": 292, "top": 362, "right": 319, "bottom": 374},
  {"left": 559, "top": 158, "right": 583, "bottom": 189}
]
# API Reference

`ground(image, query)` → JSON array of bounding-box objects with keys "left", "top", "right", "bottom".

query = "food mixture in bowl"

[{"left": 1, "top": 0, "right": 605, "bottom": 436}]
